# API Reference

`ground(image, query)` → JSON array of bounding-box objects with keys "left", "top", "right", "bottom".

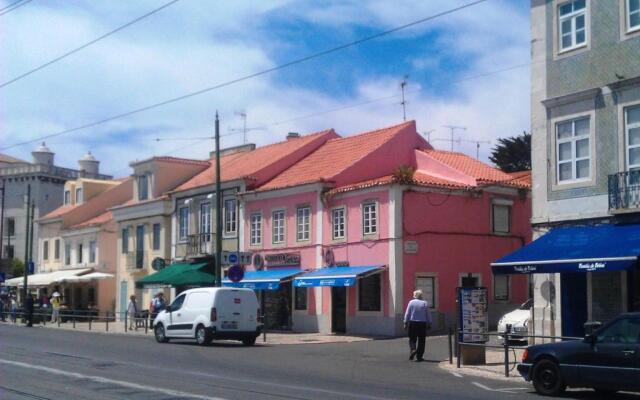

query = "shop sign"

[
  {"left": 578, "top": 262, "right": 605, "bottom": 271},
  {"left": 265, "top": 252, "right": 301, "bottom": 267},
  {"left": 404, "top": 241, "right": 418, "bottom": 254},
  {"left": 335, "top": 261, "right": 349, "bottom": 267}
]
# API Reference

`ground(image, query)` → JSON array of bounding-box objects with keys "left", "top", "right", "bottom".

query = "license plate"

[{"left": 221, "top": 321, "right": 238, "bottom": 329}]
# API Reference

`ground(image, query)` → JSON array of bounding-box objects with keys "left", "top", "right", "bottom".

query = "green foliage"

[
  {"left": 393, "top": 165, "right": 415, "bottom": 184},
  {"left": 489, "top": 131, "right": 531, "bottom": 173},
  {"left": 10, "top": 259, "right": 24, "bottom": 278}
]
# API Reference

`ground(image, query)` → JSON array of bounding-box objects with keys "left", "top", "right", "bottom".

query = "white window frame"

[
  {"left": 272, "top": 209, "right": 285, "bottom": 244},
  {"left": 152, "top": 223, "right": 161, "bottom": 251},
  {"left": 200, "top": 202, "right": 211, "bottom": 235},
  {"left": 332, "top": 206, "right": 346, "bottom": 240},
  {"left": 224, "top": 198, "right": 237, "bottom": 237},
  {"left": 296, "top": 206, "right": 311, "bottom": 242},
  {"left": 415, "top": 273, "right": 437, "bottom": 309},
  {"left": 362, "top": 201, "right": 378, "bottom": 236},
  {"left": 250, "top": 212, "right": 262, "bottom": 246},
  {"left": 556, "top": 117, "right": 591, "bottom": 184},
  {"left": 89, "top": 240, "right": 97, "bottom": 264},
  {"left": 625, "top": 105, "right": 640, "bottom": 171},
  {"left": 558, "top": 0, "right": 587, "bottom": 53},
  {"left": 75, "top": 187, "right": 83, "bottom": 204},
  {"left": 178, "top": 207, "right": 189, "bottom": 241},
  {"left": 627, "top": 0, "right": 640, "bottom": 33},
  {"left": 493, "top": 274, "right": 510, "bottom": 302}
]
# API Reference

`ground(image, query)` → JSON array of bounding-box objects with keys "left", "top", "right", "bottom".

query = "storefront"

[
  {"left": 492, "top": 224, "right": 640, "bottom": 337},
  {"left": 135, "top": 261, "right": 213, "bottom": 301}
]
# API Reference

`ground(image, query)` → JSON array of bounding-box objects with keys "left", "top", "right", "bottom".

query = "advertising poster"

[{"left": 457, "top": 287, "right": 488, "bottom": 343}]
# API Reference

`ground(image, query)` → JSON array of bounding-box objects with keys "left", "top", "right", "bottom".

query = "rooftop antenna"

[
  {"left": 442, "top": 125, "right": 466, "bottom": 151},
  {"left": 423, "top": 129, "right": 436, "bottom": 142},
  {"left": 228, "top": 111, "right": 266, "bottom": 143},
  {"left": 429, "top": 137, "right": 491, "bottom": 159},
  {"left": 400, "top": 75, "right": 409, "bottom": 122}
]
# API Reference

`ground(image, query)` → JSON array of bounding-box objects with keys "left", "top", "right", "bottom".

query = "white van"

[{"left": 153, "top": 287, "right": 262, "bottom": 346}]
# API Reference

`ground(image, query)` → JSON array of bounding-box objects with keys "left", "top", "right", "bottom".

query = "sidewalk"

[
  {"left": 0, "top": 319, "right": 377, "bottom": 345},
  {"left": 439, "top": 347, "right": 527, "bottom": 382}
]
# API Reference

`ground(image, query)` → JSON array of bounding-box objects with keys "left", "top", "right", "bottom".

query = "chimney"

[
  {"left": 78, "top": 151, "right": 100, "bottom": 177},
  {"left": 287, "top": 132, "right": 300, "bottom": 140},
  {"left": 31, "top": 142, "right": 54, "bottom": 165}
]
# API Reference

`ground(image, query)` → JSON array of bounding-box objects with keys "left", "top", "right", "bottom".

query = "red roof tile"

[
  {"left": 69, "top": 211, "right": 113, "bottom": 229},
  {"left": 174, "top": 129, "right": 336, "bottom": 192},
  {"left": 260, "top": 121, "right": 415, "bottom": 191},
  {"left": 40, "top": 204, "right": 79, "bottom": 221}
]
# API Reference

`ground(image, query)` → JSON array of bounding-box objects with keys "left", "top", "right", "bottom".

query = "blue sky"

[{"left": 0, "top": 0, "right": 531, "bottom": 176}]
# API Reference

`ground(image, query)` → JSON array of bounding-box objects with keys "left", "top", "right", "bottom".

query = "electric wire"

[
  {"left": 0, "top": 0, "right": 489, "bottom": 151},
  {"left": 0, "top": 0, "right": 33, "bottom": 16},
  {"left": 0, "top": 0, "right": 29, "bottom": 13},
  {"left": 0, "top": 0, "right": 180, "bottom": 89}
]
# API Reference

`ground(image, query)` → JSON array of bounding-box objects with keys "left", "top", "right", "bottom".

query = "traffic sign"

[
  {"left": 220, "top": 251, "right": 252, "bottom": 266},
  {"left": 227, "top": 265, "right": 245, "bottom": 282},
  {"left": 228, "top": 253, "right": 238, "bottom": 264},
  {"left": 27, "top": 261, "right": 35, "bottom": 275}
]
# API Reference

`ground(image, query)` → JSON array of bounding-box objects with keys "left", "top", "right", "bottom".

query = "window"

[
  {"left": 294, "top": 287, "right": 307, "bottom": 310},
  {"left": 332, "top": 207, "right": 346, "bottom": 240},
  {"left": 362, "top": 202, "right": 377, "bottom": 235},
  {"left": 179, "top": 207, "right": 189, "bottom": 241},
  {"left": 358, "top": 273, "right": 382, "bottom": 312},
  {"left": 627, "top": 0, "right": 640, "bottom": 32},
  {"left": 77, "top": 243, "right": 83, "bottom": 264},
  {"left": 138, "top": 175, "right": 148, "bottom": 201},
  {"left": 43, "top": 240, "right": 49, "bottom": 261},
  {"left": 54, "top": 239, "right": 60, "bottom": 260},
  {"left": 596, "top": 317, "right": 640, "bottom": 344},
  {"left": 170, "top": 293, "right": 186, "bottom": 311},
  {"left": 272, "top": 210, "right": 285, "bottom": 244},
  {"left": 250, "top": 212, "right": 262, "bottom": 246},
  {"left": 64, "top": 190, "right": 70, "bottom": 205},
  {"left": 415, "top": 276, "right": 436, "bottom": 308},
  {"left": 135, "top": 225, "right": 144, "bottom": 269},
  {"left": 75, "top": 187, "right": 83, "bottom": 204},
  {"left": 558, "top": 0, "right": 586, "bottom": 51},
  {"left": 200, "top": 203, "right": 211, "bottom": 245},
  {"left": 6, "top": 217, "right": 15, "bottom": 236},
  {"left": 626, "top": 105, "right": 640, "bottom": 171},
  {"left": 556, "top": 117, "right": 590, "bottom": 183},
  {"left": 494, "top": 275, "right": 510, "bottom": 301},
  {"left": 152, "top": 223, "right": 161, "bottom": 251},
  {"left": 5, "top": 245, "right": 14, "bottom": 259},
  {"left": 89, "top": 240, "right": 96, "bottom": 263},
  {"left": 224, "top": 199, "right": 237, "bottom": 235},
  {"left": 64, "top": 243, "right": 71, "bottom": 265},
  {"left": 296, "top": 206, "right": 311, "bottom": 241},
  {"left": 492, "top": 204, "right": 511, "bottom": 234},
  {"left": 121, "top": 228, "right": 129, "bottom": 253}
]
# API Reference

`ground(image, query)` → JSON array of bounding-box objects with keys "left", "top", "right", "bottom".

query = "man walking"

[
  {"left": 25, "top": 293, "right": 35, "bottom": 327},
  {"left": 403, "top": 290, "right": 432, "bottom": 362},
  {"left": 50, "top": 292, "right": 61, "bottom": 323},
  {"left": 127, "top": 295, "right": 138, "bottom": 330}
]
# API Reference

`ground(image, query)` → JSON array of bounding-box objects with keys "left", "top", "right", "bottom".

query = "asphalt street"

[{"left": 0, "top": 324, "right": 637, "bottom": 400}]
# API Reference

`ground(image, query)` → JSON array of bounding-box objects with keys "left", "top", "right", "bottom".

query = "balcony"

[
  {"left": 125, "top": 251, "right": 147, "bottom": 271},
  {"left": 608, "top": 171, "right": 640, "bottom": 212},
  {"left": 175, "top": 233, "right": 215, "bottom": 259}
]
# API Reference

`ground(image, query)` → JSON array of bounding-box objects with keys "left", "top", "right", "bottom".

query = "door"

[
  {"left": 166, "top": 293, "right": 188, "bottom": 336},
  {"left": 119, "top": 281, "right": 128, "bottom": 321},
  {"left": 579, "top": 316, "right": 640, "bottom": 390},
  {"left": 561, "top": 273, "right": 587, "bottom": 337},
  {"left": 135, "top": 225, "right": 144, "bottom": 268},
  {"left": 332, "top": 287, "right": 346, "bottom": 333}
]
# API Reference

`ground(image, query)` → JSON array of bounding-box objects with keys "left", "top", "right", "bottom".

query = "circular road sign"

[
  {"left": 227, "top": 265, "right": 245, "bottom": 283},
  {"left": 228, "top": 252, "right": 239, "bottom": 264}
]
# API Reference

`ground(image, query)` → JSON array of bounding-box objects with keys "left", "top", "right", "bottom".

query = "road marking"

[
  {"left": 471, "top": 381, "right": 529, "bottom": 394},
  {"left": 450, "top": 372, "right": 463, "bottom": 378},
  {"left": 0, "top": 359, "right": 226, "bottom": 400}
]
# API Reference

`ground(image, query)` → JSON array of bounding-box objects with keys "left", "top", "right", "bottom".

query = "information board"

[{"left": 457, "top": 287, "right": 488, "bottom": 343}]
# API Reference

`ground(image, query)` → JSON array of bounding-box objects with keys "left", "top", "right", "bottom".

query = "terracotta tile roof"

[
  {"left": 260, "top": 121, "right": 415, "bottom": 191},
  {"left": 130, "top": 156, "right": 210, "bottom": 167},
  {"left": 326, "top": 176, "right": 395, "bottom": 195},
  {"left": 412, "top": 171, "right": 472, "bottom": 189},
  {"left": 506, "top": 170, "right": 532, "bottom": 187},
  {"left": 40, "top": 204, "right": 79, "bottom": 221},
  {"left": 69, "top": 210, "right": 113, "bottom": 229},
  {"left": 174, "top": 129, "right": 336, "bottom": 192}
]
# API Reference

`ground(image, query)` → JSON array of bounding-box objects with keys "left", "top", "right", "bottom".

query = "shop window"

[
  {"left": 224, "top": 199, "right": 237, "bottom": 235},
  {"left": 493, "top": 275, "right": 509, "bottom": 301},
  {"left": 415, "top": 275, "right": 436, "bottom": 309},
  {"left": 358, "top": 274, "right": 381, "bottom": 312},
  {"left": 88, "top": 287, "right": 96, "bottom": 305},
  {"left": 272, "top": 210, "right": 285, "bottom": 244},
  {"left": 54, "top": 239, "right": 60, "bottom": 260},
  {"left": 250, "top": 212, "right": 262, "bottom": 246},
  {"left": 122, "top": 228, "right": 129, "bottom": 253},
  {"left": 294, "top": 287, "right": 307, "bottom": 310},
  {"left": 492, "top": 204, "right": 511, "bottom": 234},
  {"left": 152, "top": 223, "right": 161, "bottom": 251},
  {"left": 362, "top": 202, "right": 377, "bottom": 235},
  {"left": 89, "top": 240, "right": 96, "bottom": 263},
  {"left": 296, "top": 206, "right": 310, "bottom": 241},
  {"left": 43, "top": 240, "right": 49, "bottom": 261}
]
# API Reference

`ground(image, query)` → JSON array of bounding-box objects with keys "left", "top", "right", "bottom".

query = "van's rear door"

[{"left": 215, "top": 289, "right": 257, "bottom": 332}]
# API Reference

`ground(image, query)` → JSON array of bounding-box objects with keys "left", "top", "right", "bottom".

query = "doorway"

[
  {"left": 331, "top": 287, "right": 347, "bottom": 333},
  {"left": 263, "top": 282, "right": 292, "bottom": 330}
]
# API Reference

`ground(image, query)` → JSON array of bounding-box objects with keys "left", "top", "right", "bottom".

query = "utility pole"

[
  {"left": 443, "top": 125, "right": 467, "bottom": 151},
  {"left": 214, "top": 112, "right": 222, "bottom": 287},
  {"left": 0, "top": 180, "right": 5, "bottom": 260},
  {"left": 400, "top": 76, "right": 409, "bottom": 122},
  {"left": 22, "top": 184, "right": 30, "bottom": 303},
  {"left": 29, "top": 200, "right": 35, "bottom": 265}
]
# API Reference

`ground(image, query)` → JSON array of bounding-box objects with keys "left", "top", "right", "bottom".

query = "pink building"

[{"left": 236, "top": 121, "right": 531, "bottom": 336}]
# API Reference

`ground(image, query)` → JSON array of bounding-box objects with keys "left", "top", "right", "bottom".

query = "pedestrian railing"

[{"left": 448, "top": 327, "right": 581, "bottom": 377}]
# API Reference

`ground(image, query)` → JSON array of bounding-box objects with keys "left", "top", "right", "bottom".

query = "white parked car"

[
  {"left": 497, "top": 298, "right": 532, "bottom": 343},
  {"left": 153, "top": 287, "right": 262, "bottom": 346}
]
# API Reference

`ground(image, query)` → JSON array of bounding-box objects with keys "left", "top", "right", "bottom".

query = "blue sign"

[
  {"left": 228, "top": 253, "right": 239, "bottom": 264},
  {"left": 27, "top": 262, "right": 35, "bottom": 275},
  {"left": 227, "top": 265, "right": 245, "bottom": 283},
  {"left": 294, "top": 277, "right": 355, "bottom": 287},
  {"left": 0, "top": 272, "right": 5, "bottom": 283}
]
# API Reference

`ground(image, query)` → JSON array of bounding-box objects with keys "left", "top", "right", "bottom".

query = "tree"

[
  {"left": 489, "top": 131, "right": 531, "bottom": 172},
  {"left": 10, "top": 259, "right": 24, "bottom": 278}
]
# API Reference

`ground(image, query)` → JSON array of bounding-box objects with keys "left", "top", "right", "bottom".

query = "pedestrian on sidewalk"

[
  {"left": 25, "top": 294, "right": 35, "bottom": 327},
  {"left": 0, "top": 295, "right": 6, "bottom": 322},
  {"left": 10, "top": 295, "right": 18, "bottom": 323},
  {"left": 403, "top": 290, "right": 432, "bottom": 362},
  {"left": 151, "top": 292, "right": 166, "bottom": 320},
  {"left": 127, "top": 295, "right": 138, "bottom": 330},
  {"left": 50, "top": 292, "right": 61, "bottom": 323}
]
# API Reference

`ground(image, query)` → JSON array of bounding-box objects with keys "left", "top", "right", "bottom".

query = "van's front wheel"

[
  {"left": 195, "top": 325, "right": 212, "bottom": 346},
  {"left": 154, "top": 324, "right": 169, "bottom": 343},
  {"left": 242, "top": 337, "right": 256, "bottom": 346}
]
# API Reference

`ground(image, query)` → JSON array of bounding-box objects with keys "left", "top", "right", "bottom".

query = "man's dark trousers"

[{"left": 408, "top": 321, "right": 427, "bottom": 360}]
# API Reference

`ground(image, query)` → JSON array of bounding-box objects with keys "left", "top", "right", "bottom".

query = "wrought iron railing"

[
  {"left": 608, "top": 170, "right": 640, "bottom": 211},
  {"left": 186, "top": 233, "right": 214, "bottom": 256}
]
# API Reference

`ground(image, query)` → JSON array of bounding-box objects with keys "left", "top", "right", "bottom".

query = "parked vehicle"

[
  {"left": 518, "top": 312, "right": 640, "bottom": 396},
  {"left": 497, "top": 298, "right": 532, "bottom": 344},
  {"left": 153, "top": 287, "right": 262, "bottom": 346}
]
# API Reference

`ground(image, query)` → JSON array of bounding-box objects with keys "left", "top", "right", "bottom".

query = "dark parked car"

[{"left": 518, "top": 313, "right": 640, "bottom": 396}]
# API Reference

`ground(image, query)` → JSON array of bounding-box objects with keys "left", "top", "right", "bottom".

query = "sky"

[{"left": 0, "top": 0, "right": 531, "bottom": 177}]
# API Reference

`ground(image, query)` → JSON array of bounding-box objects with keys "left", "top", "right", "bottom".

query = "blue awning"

[
  {"left": 293, "top": 266, "right": 385, "bottom": 287},
  {"left": 492, "top": 224, "right": 640, "bottom": 275},
  {"left": 223, "top": 268, "right": 304, "bottom": 290}
]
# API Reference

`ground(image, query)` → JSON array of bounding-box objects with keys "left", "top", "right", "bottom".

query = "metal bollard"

[
  {"left": 58, "top": 317, "right": 60, "bottom": 327},
  {"left": 504, "top": 324, "right": 512, "bottom": 377},
  {"left": 43, "top": 314, "right": 46, "bottom": 326},
  {"left": 144, "top": 316, "right": 148, "bottom": 334},
  {"left": 124, "top": 312, "right": 127, "bottom": 332},
  {"left": 106, "top": 317, "right": 109, "bottom": 332},
  {"left": 448, "top": 327, "right": 453, "bottom": 364},
  {"left": 455, "top": 327, "right": 460, "bottom": 369},
  {"left": 73, "top": 317, "right": 76, "bottom": 329},
  {"left": 89, "top": 317, "right": 92, "bottom": 331}
]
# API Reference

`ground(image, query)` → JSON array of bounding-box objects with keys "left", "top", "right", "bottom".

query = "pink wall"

[{"left": 402, "top": 190, "right": 531, "bottom": 314}]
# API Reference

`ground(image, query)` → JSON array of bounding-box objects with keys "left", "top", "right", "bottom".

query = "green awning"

[{"left": 136, "top": 262, "right": 214, "bottom": 288}]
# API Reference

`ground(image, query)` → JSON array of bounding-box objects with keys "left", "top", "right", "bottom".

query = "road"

[{"left": 0, "top": 324, "right": 637, "bottom": 400}]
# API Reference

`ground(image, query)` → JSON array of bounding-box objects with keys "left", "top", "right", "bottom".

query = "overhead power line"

[
  {"left": 0, "top": 0, "right": 489, "bottom": 151},
  {"left": 0, "top": 0, "right": 34, "bottom": 16},
  {"left": 0, "top": 0, "right": 180, "bottom": 89}
]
